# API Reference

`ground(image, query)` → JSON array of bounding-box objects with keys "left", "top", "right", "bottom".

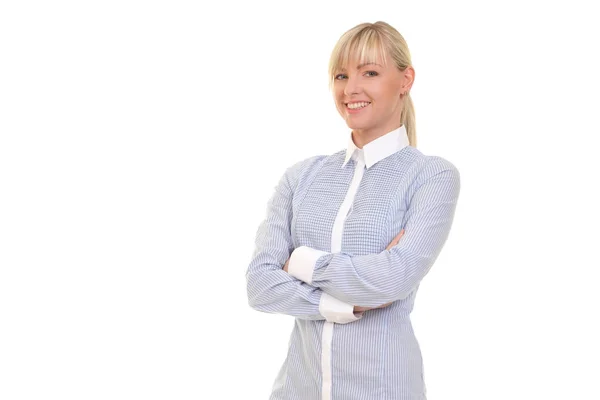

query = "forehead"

[{"left": 334, "top": 44, "right": 389, "bottom": 71}]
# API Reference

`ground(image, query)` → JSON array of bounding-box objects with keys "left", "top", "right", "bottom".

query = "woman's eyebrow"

[
  {"left": 338, "top": 62, "right": 383, "bottom": 72},
  {"left": 356, "top": 62, "right": 383, "bottom": 69}
]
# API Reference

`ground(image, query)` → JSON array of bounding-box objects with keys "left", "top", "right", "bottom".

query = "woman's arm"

[
  {"left": 246, "top": 157, "right": 363, "bottom": 323},
  {"left": 283, "top": 230, "right": 404, "bottom": 312},
  {"left": 286, "top": 158, "right": 461, "bottom": 308}
]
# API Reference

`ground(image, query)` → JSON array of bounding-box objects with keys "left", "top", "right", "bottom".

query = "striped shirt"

[{"left": 246, "top": 124, "right": 461, "bottom": 399}]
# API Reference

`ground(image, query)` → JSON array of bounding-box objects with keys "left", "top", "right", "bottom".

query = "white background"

[{"left": 1, "top": 1, "right": 599, "bottom": 399}]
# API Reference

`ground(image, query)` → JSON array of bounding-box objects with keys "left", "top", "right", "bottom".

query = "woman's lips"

[{"left": 346, "top": 102, "right": 371, "bottom": 114}]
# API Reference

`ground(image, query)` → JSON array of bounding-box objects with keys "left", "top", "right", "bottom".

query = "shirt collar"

[{"left": 342, "top": 124, "right": 410, "bottom": 169}]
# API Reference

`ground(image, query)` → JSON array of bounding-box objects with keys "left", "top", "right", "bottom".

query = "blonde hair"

[{"left": 328, "top": 21, "right": 417, "bottom": 147}]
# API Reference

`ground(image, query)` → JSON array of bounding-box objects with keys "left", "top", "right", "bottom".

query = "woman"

[{"left": 246, "top": 21, "right": 460, "bottom": 400}]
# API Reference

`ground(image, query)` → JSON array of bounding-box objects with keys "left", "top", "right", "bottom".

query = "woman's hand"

[
  {"left": 353, "top": 228, "right": 405, "bottom": 313},
  {"left": 385, "top": 228, "right": 405, "bottom": 251},
  {"left": 283, "top": 258, "right": 290, "bottom": 273}
]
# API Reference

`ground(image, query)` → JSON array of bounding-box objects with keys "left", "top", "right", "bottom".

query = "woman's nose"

[{"left": 344, "top": 75, "right": 361, "bottom": 96}]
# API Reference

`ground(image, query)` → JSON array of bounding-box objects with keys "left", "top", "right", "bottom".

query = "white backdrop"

[{"left": 1, "top": 1, "right": 599, "bottom": 399}]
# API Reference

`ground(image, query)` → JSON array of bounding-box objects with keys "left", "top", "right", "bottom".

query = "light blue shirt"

[{"left": 246, "top": 125, "right": 461, "bottom": 399}]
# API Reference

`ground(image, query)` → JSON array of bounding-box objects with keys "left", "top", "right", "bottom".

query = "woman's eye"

[{"left": 334, "top": 71, "right": 377, "bottom": 80}]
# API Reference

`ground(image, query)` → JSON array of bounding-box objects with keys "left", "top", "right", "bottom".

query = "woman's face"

[{"left": 333, "top": 53, "right": 413, "bottom": 140}]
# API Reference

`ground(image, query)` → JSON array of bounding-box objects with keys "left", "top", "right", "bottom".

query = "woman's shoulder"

[
  {"left": 404, "top": 146, "right": 457, "bottom": 169},
  {"left": 281, "top": 154, "right": 329, "bottom": 190},
  {"left": 401, "top": 146, "right": 460, "bottom": 184},
  {"left": 287, "top": 154, "right": 329, "bottom": 173}
]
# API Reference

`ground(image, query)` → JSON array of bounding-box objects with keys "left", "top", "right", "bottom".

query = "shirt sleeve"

[
  {"left": 246, "top": 157, "right": 363, "bottom": 323},
  {"left": 287, "top": 159, "right": 460, "bottom": 308}
]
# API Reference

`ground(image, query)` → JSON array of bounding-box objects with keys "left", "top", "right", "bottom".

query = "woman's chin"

[{"left": 345, "top": 120, "right": 372, "bottom": 130}]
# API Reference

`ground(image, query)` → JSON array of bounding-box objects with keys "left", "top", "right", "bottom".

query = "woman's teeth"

[{"left": 347, "top": 102, "right": 371, "bottom": 109}]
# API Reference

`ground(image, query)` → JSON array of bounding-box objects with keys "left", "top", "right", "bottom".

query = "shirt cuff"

[
  {"left": 319, "top": 292, "right": 363, "bottom": 324},
  {"left": 288, "top": 246, "right": 329, "bottom": 284}
]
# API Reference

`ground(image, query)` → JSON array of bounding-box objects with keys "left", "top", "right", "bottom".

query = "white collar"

[{"left": 342, "top": 124, "right": 410, "bottom": 169}]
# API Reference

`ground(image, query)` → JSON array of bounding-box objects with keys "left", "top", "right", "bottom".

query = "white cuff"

[
  {"left": 288, "top": 246, "right": 329, "bottom": 284},
  {"left": 319, "top": 292, "right": 363, "bottom": 324}
]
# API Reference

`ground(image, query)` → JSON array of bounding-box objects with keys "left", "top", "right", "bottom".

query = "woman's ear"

[{"left": 402, "top": 66, "right": 415, "bottom": 91}]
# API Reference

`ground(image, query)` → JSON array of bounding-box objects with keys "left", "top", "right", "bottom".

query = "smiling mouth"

[{"left": 346, "top": 101, "right": 371, "bottom": 111}]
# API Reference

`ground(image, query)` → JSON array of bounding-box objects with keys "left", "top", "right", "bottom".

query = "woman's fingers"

[
  {"left": 386, "top": 229, "right": 405, "bottom": 250},
  {"left": 356, "top": 301, "right": 394, "bottom": 312}
]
